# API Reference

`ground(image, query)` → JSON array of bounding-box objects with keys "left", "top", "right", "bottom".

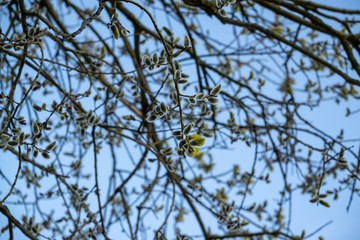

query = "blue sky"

[{"left": 1, "top": 1, "right": 360, "bottom": 239}]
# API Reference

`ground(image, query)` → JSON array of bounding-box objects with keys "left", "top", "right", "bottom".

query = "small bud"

[
  {"left": 34, "top": 24, "right": 41, "bottom": 35},
  {"left": 42, "top": 151, "right": 51, "bottom": 159},
  {"left": 176, "top": 147, "right": 184, "bottom": 156},
  {"left": 163, "top": 27, "right": 173, "bottom": 36},
  {"left": 163, "top": 148, "right": 173, "bottom": 155},
  {"left": 184, "top": 35, "right": 191, "bottom": 48},
  {"left": 45, "top": 141, "right": 57, "bottom": 151},
  {"left": 218, "top": 8, "right": 227, "bottom": 17},
  {"left": 172, "top": 130, "right": 182, "bottom": 137},
  {"left": 3, "top": 44, "right": 12, "bottom": 49},
  {"left": 111, "top": 25, "right": 120, "bottom": 39},
  {"left": 319, "top": 200, "right": 330, "bottom": 208},
  {"left": 76, "top": 115, "right": 86, "bottom": 122},
  {"left": 206, "top": 110, "right": 213, "bottom": 117},
  {"left": 178, "top": 79, "right": 188, "bottom": 84},
  {"left": 29, "top": 27, "right": 35, "bottom": 36},
  {"left": 216, "top": 0, "right": 223, "bottom": 8},
  {"left": 121, "top": 28, "right": 130, "bottom": 36},
  {"left": 174, "top": 69, "right": 181, "bottom": 81},
  {"left": 142, "top": 54, "right": 152, "bottom": 66},
  {"left": 146, "top": 114, "right": 157, "bottom": 123},
  {"left": 195, "top": 93, "right": 205, "bottom": 100},
  {"left": 60, "top": 114, "right": 66, "bottom": 121},
  {"left": 202, "top": 129, "right": 214, "bottom": 137},
  {"left": 183, "top": 124, "right": 193, "bottom": 135},
  {"left": 179, "top": 139, "right": 187, "bottom": 149},
  {"left": 174, "top": 60, "right": 181, "bottom": 70},
  {"left": 32, "top": 103, "right": 42, "bottom": 112},
  {"left": 32, "top": 123, "right": 40, "bottom": 135},
  {"left": 152, "top": 53, "right": 159, "bottom": 64},
  {"left": 160, "top": 102, "right": 168, "bottom": 113},
  {"left": 19, "top": 132, "right": 25, "bottom": 143},
  {"left": 88, "top": 115, "right": 95, "bottom": 124},
  {"left": 8, "top": 140, "right": 19, "bottom": 147},
  {"left": 210, "top": 84, "right": 222, "bottom": 96},
  {"left": 86, "top": 110, "right": 93, "bottom": 118},
  {"left": 208, "top": 96, "right": 219, "bottom": 105},
  {"left": 188, "top": 97, "right": 196, "bottom": 105},
  {"left": 93, "top": 117, "right": 101, "bottom": 125}
]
